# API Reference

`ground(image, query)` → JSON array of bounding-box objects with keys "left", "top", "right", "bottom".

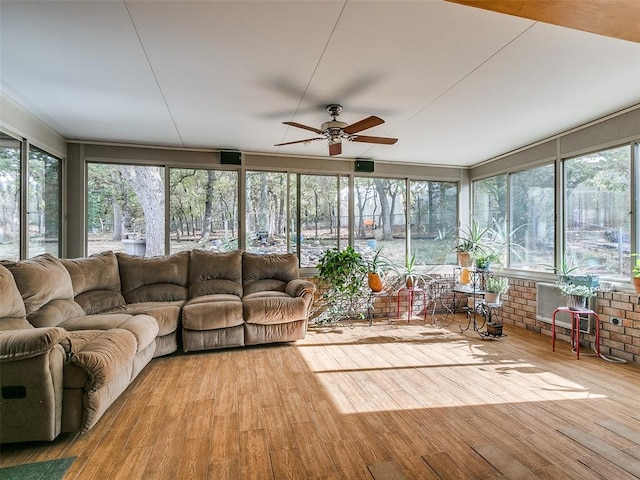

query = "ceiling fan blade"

[
  {"left": 351, "top": 135, "right": 398, "bottom": 145},
  {"left": 283, "top": 121, "right": 324, "bottom": 135},
  {"left": 343, "top": 116, "right": 384, "bottom": 134},
  {"left": 329, "top": 142, "right": 342, "bottom": 156},
  {"left": 274, "top": 137, "right": 323, "bottom": 146}
]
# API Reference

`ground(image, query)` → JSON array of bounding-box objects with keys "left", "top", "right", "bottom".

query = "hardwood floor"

[{"left": 2, "top": 316, "right": 640, "bottom": 479}]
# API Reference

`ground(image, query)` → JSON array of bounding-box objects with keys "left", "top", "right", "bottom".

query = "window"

[
  {"left": 474, "top": 174, "right": 508, "bottom": 263},
  {"left": 510, "top": 164, "right": 555, "bottom": 269},
  {"left": 245, "top": 171, "right": 289, "bottom": 255},
  {"left": 564, "top": 145, "right": 631, "bottom": 279},
  {"left": 27, "top": 147, "right": 61, "bottom": 257},
  {"left": 298, "top": 175, "right": 339, "bottom": 267},
  {"left": 473, "top": 165, "right": 554, "bottom": 270},
  {"left": 0, "top": 135, "right": 62, "bottom": 260},
  {"left": 410, "top": 180, "right": 458, "bottom": 265},
  {"left": 169, "top": 169, "right": 238, "bottom": 253},
  {"left": 87, "top": 163, "right": 165, "bottom": 257},
  {"left": 354, "top": 177, "right": 406, "bottom": 265},
  {"left": 0, "top": 133, "right": 21, "bottom": 260}
]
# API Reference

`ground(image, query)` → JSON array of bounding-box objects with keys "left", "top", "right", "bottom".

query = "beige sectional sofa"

[{"left": 0, "top": 250, "right": 315, "bottom": 444}]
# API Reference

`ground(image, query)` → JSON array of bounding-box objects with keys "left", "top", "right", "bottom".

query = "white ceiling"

[{"left": 1, "top": 0, "right": 639, "bottom": 167}]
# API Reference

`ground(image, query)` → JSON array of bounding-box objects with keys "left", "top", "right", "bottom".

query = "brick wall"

[
  {"left": 304, "top": 274, "right": 640, "bottom": 365},
  {"left": 500, "top": 277, "right": 640, "bottom": 364}
]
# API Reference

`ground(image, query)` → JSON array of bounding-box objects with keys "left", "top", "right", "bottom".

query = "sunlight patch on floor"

[{"left": 296, "top": 325, "right": 606, "bottom": 414}]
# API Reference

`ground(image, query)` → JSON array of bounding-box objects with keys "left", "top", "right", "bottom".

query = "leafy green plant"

[
  {"left": 485, "top": 275, "right": 510, "bottom": 294},
  {"left": 543, "top": 254, "right": 580, "bottom": 278},
  {"left": 473, "top": 251, "right": 501, "bottom": 270},
  {"left": 315, "top": 246, "right": 368, "bottom": 324},
  {"left": 395, "top": 253, "right": 431, "bottom": 288},
  {"left": 632, "top": 254, "right": 640, "bottom": 277},
  {"left": 558, "top": 283, "right": 596, "bottom": 298},
  {"left": 366, "top": 248, "right": 393, "bottom": 274},
  {"left": 454, "top": 218, "right": 490, "bottom": 254}
]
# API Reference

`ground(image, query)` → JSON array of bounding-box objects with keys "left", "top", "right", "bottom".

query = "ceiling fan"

[{"left": 275, "top": 104, "right": 398, "bottom": 156}]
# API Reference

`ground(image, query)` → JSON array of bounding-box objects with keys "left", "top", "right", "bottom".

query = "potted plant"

[
  {"left": 473, "top": 251, "right": 501, "bottom": 271},
  {"left": 558, "top": 282, "right": 596, "bottom": 310},
  {"left": 454, "top": 219, "right": 491, "bottom": 267},
  {"left": 632, "top": 254, "right": 640, "bottom": 294},
  {"left": 366, "top": 249, "right": 391, "bottom": 293},
  {"left": 484, "top": 275, "right": 509, "bottom": 304},
  {"left": 316, "top": 246, "right": 368, "bottom": 323},
  {"left": 400, "top": 253, "right": 423, "bottom": 288}
]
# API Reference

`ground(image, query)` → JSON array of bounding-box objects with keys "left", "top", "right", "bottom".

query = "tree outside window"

[
  {"left": 0, "top": 133, "right": 21, "bottom": 260},
  {"left": 410, "top": 180, "right": 458, "bottom": 265},
  {"left": 564, "top": 146, "right": 631, "bottom": 279}
]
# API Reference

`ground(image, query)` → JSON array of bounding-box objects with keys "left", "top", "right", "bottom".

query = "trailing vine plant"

[{"left": 313, "top": 246, "right": 369, "bottom": 325}]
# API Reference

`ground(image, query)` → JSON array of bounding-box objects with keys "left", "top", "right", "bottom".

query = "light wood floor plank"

[
  {"left": 472, "top": 443, "right": 541, "bottom": 480},
  {"left": 559, "top": 425, "right": 640, "bottom": 477},
  {"left": 2, "top": 318, "right": 640, "bottom": 480}
]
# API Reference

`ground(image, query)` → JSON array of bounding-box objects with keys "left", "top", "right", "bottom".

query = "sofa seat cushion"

[
  {"left": 243, "top": 292, "right": 309, "bottom": 325},
  {"left": 60, "top": 314, "right": 158, "bottom": 353},
  {"left": 117, "top": 251, "right": 189, "bottom": 303},
  {"left": 182, "top": 294, "right": 244, "bottom": 330},
  {"left": 107, "top": 301, "right": 183, "bottom": 336},
  {"left": 60, "top": 252, "right": 125, "bottom": 314},
  {"left": 1, "top": 254, "right": 83, "bottom": 328}
]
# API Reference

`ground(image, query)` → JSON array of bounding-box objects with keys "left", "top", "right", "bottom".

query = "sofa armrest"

[
  {"left": 0, "top": 327, "right": 68, "bottom": 362},
  {"left": 285, "top": 279, "right": 317, "bottom": 298}
]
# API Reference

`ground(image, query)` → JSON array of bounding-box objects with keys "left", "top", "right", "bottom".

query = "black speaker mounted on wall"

[
  {"left": 355, "top": 160, "right": 374, "bottom": 173},
  {"left": 220, "top": 151, "right": 242, "bottom": 165}
]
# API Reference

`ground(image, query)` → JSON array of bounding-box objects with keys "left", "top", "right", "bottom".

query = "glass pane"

[
  {"left": 28, "top": 147, "right": 60, "bottom": 257},
  {"left": 169, "top": 169, "right": 238, "bottom": 253},
  {"left": 87, "top": 164, "right": 165, "bottom": 257},
  {"left": 299, "top": 175, "right": 338, "bottom": 267},
  {"left": 354, "top": 177, "right": 406, "bottom": 267},
  {"left": 510, "top": 164, "right": 555, "bottom": 270},
  {"left": 474, "top": 175, "right": 508, "bottom": 264},
  {"left": 339, "top": 176, "right": 349, "bottom": 248},
  {"left": 410, "top": 180, "right": 458, "bottom": 265},
  {"left": 0, "top": 133, "right": 21, "bottom": 260},
  {"left": 565, "top": 146, "right": 631, "bottom": 279},
  {"left": 246, "top": 171, "right": 288, "bottom": 254}
]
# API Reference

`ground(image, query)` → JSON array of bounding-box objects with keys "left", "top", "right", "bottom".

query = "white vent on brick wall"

[{"left": 536, "top": 282, "right": 595, "bottom": 334}]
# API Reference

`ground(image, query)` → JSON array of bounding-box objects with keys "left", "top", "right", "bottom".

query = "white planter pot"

[{"left": 566, "top": 294, "right": 587, "bottom": 310}]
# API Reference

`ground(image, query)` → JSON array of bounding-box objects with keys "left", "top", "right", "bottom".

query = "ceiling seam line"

[
  {"left": 277, "top": 0, "right": 349, "bottom": 147},
  {"left": 389, "top": 21, "right": 539, "bottom": 137},
  {"left": 123, "top": 0, "right": 185, "bottom": 148}
]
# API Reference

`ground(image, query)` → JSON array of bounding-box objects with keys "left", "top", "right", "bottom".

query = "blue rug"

[{"left": 0, "top": 456, "right": 75, "bottom": 480}]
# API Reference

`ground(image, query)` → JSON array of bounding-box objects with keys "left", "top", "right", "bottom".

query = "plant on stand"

[
  {"left": 632, "top": 254, "right": 640, "bottom": 294},
  {"left": 313, "top": 246, "right": 368, "bottom": 325},
  {"left": 398, "top": 253, "right": 430, "bottom": 289},
  {"left": 473, "top": 251, "right": 501, "bottom": 271},
  {"left": 558, "top": 282, "right": 596, "bottom": 310},
  {"left": 454, "top": 218, "right": 491, "bottom": 267},
  {"left": 366, "top": 249, "right": 392, "bottom": 293},
  {"left": 484, "top": 275, "right": 510, "bottom": 304}
]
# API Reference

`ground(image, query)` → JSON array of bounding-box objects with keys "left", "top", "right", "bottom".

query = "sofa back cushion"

[
  {"left": 1, "top": 254, "right": 83, "bottom": 328},
  {"left": 117, "top": 251, "right": 189, "bottom": 303},
  {"left": 188, "top": 249, "right": 242, "bottom": 298},
  {"left": 0, "top": 264, "right": 32, "bottom": 330},
  {"left": 242, "top": 252, "right": 299, "bottom": 296},
  {"left": 60, "top": 251, "right": 125, "bottom": 314}
]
